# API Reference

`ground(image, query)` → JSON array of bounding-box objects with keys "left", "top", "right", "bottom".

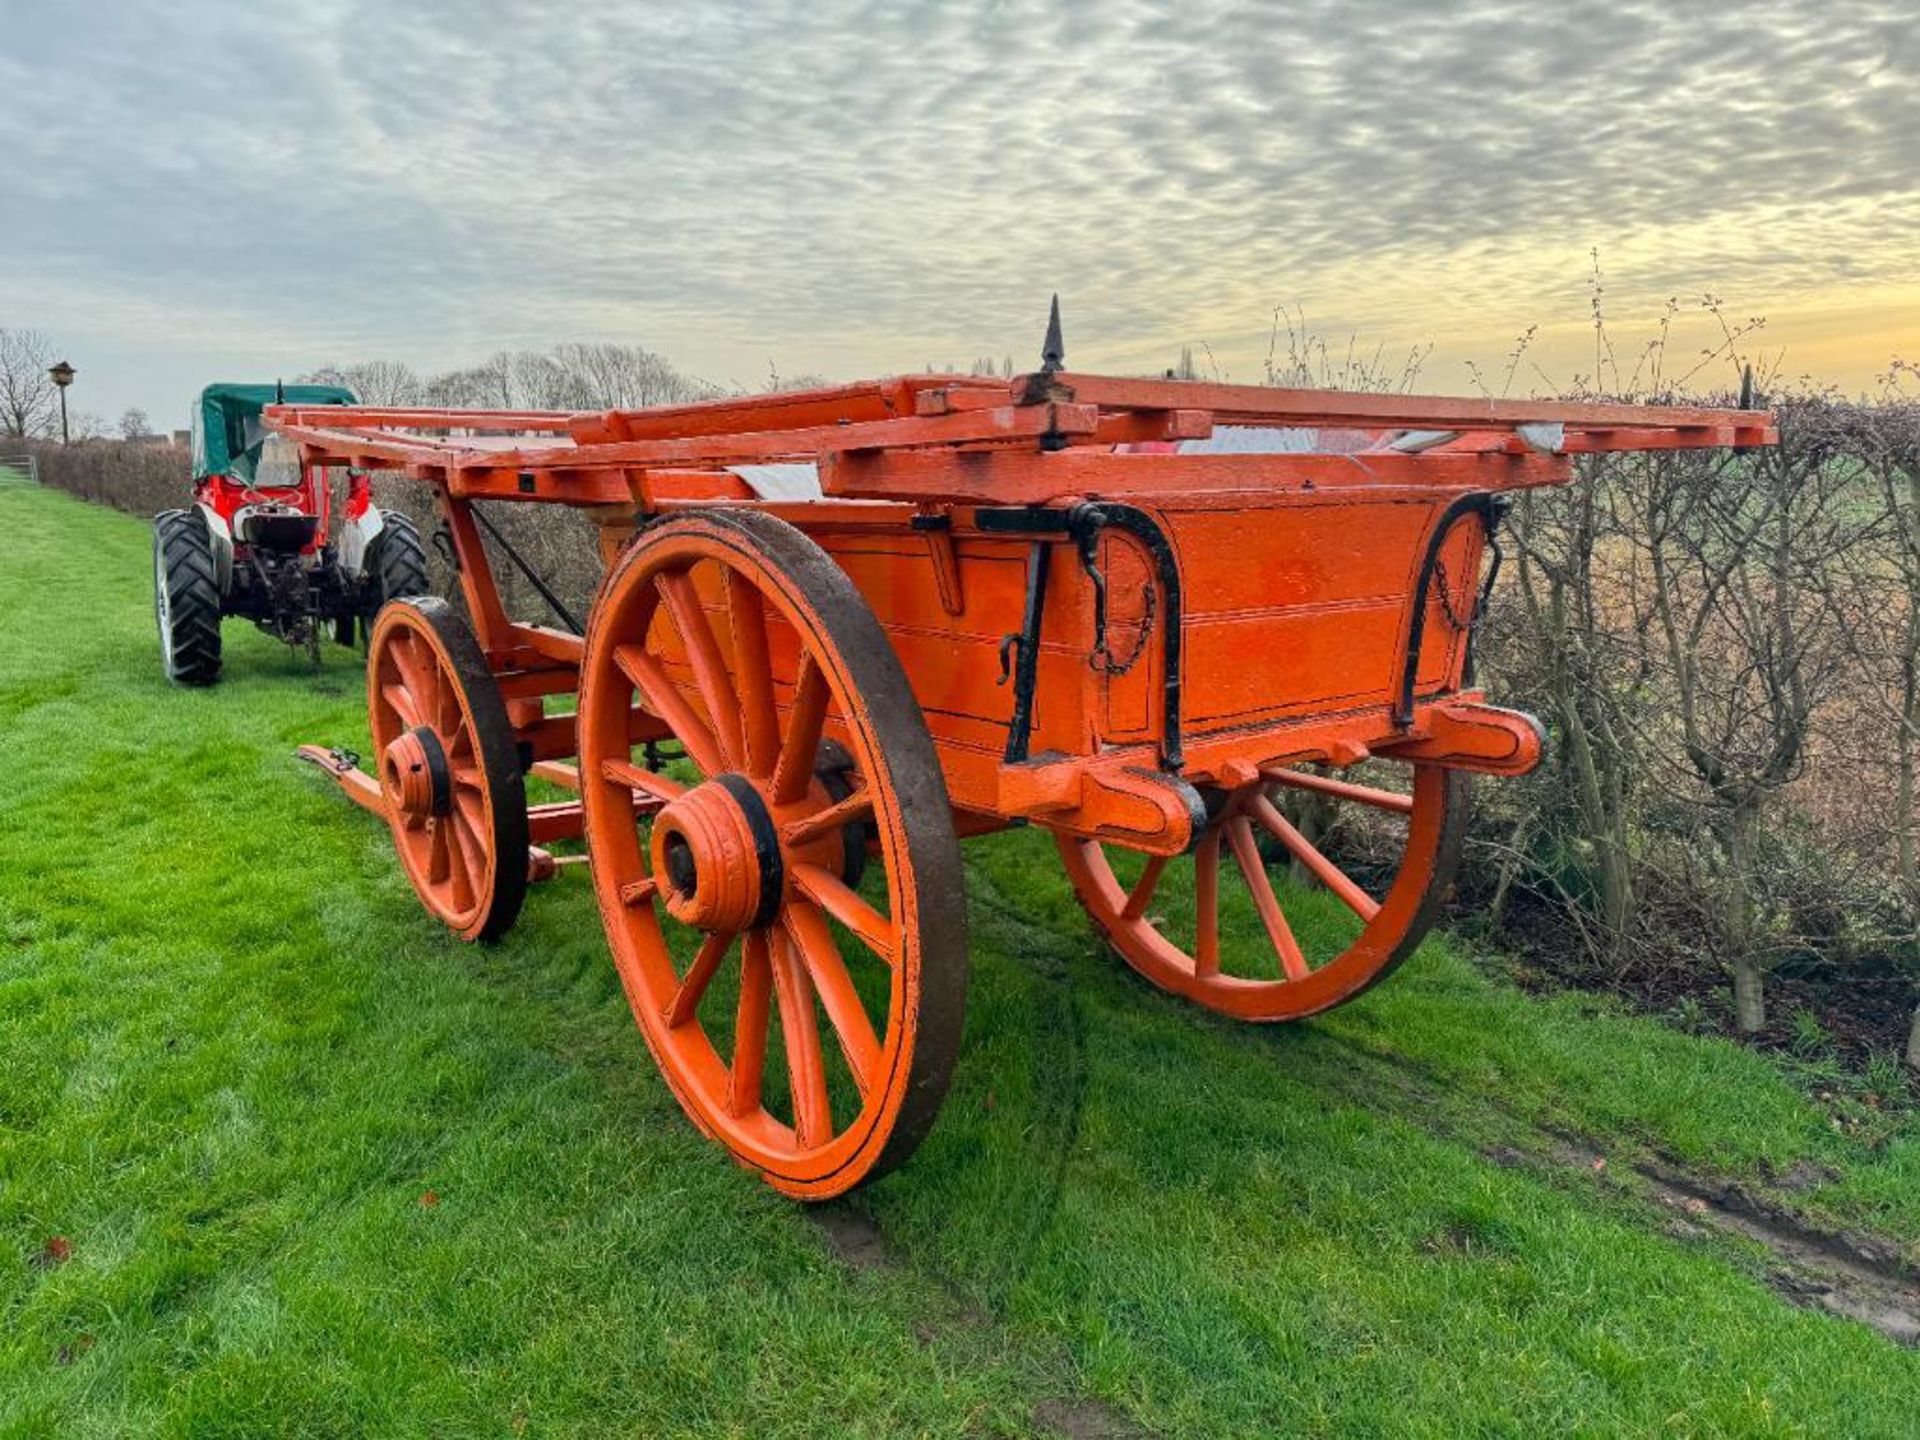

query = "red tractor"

[{"left": 153, "top": 383, "right": 428, "bottom": 684}]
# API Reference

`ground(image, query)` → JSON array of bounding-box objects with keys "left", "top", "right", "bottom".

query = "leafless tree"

[
  {"left": 1618, "top": 397, "right": 1871, "bottom": 1031},
  {"left": 118, "top": 407, "right": 151, "bottom": 440},
  {"left": 0, "top": 327, "right": 58, "bottom": 438},
  {"left": 422, "top": 352, "right": 516, "bottom": 409},
  {"left": 1824, "top": 393, "right": 1920, "bottom": 1064},
  {"left": 300, "top": 360, "right": 423, "bottom": 407},
  {"left": 1501, "top": 456, "right": 1643, "bottom": 961}
]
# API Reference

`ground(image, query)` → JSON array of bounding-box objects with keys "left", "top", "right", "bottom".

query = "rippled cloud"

[{"left": 2, "top": 0, "right": 1913, "bottom": 410}]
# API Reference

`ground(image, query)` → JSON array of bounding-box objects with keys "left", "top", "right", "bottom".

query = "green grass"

[{"left": 3, "top": 478, "right": 1918, "bottom": 1437}]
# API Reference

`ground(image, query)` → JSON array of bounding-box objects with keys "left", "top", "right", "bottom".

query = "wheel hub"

[
  {"left": 382, "top": 725, "right": 452, "bottom": 819},
  {"left": 650, "top": 774, "right": 783, "bottom": 933}
]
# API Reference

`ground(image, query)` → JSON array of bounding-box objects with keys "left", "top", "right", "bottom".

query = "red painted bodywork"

[{"left": 193, "top": 464, "right": 372, "bottom": 555}]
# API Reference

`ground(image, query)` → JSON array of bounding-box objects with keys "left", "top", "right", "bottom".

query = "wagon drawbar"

[{"left": 274, "top": 311, "right": 1775, "bottom": 1198}]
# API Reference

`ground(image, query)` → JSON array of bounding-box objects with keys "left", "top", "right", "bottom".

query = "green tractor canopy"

[{"left": 191, "top": 383, "right": 357, "bottom": 483}]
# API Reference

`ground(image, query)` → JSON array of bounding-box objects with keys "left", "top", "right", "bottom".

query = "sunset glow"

[{"left": 3, "top": 1, "right": 1914, "bottom": 419}]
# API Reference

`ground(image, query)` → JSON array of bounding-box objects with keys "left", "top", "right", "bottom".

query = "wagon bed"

[{"left": 274, "top": 323, "right": 1773, "bottom": 1198}]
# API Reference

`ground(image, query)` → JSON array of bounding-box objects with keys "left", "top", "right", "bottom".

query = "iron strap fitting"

[
  {"left": 974, "top": 501, "right": 1185, "bottom": 772},
  {"left": 1394, "top": 493, "right": 1510, "bottom": 726}
]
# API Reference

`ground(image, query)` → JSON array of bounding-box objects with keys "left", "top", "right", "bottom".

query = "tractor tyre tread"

[
  {"left": 153, "top": 508, "right": 223, "bottom": 686},
  {"left": 372, "top": 511, "right": 430, "bottom": 604}
]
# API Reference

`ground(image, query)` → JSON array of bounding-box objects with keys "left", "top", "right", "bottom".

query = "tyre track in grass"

[
  {"left": 1288, "top": 1023, "right": 1920, "bottom": 1346},
  {"left": 806, "top": 869, "right": 1156, "bottom": 1440},
  {"left": 974, "top": 854, "right": 1920, "bottom": 1355},
  {"left": 808, "top": 1204, "right": 1157, "bottom": 1440},
  {"left": 1521, "top": 1135, "right": 1920, "bottom": 1346}
]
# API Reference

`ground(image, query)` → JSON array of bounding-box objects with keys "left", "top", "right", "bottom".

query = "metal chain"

[
  {"left": 1089, "top": 578, "right": 1157, "bottom": 675},
  {"left": 1431, "top": 557, "right": 1477, "bottom": 631},
  {"left": 1433, "top": 519, "right": 1506, "bottom": 635}
]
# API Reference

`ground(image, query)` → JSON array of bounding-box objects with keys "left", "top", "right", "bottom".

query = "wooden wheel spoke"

[
  {"left": 388, "top": 637, "right": 435, "bottom": 727},
  {"left": 1250, "top": 794, "right": 1381, "bottom": 922},
  {"left": 725, "top": 570, "right": 780, "bottom": 778},
  {"left": 1226, "top": 817, "right": 1310, "bottom": 981},
  {"left": 780, "top": 784, "right": 873, "bottom": 849},
  {"left": 783, "top": 902, "right": 882, "bottom": 1097},
  {"left": 382, "top": 682, "right": 424, "bottom": 731},
  {"left": 1121, "top": 854, "right": 1168, "bottom": 922},
  {"left": 411, "top": 638, "right": 453, "bottom": 735},
  {"left": 768, "top": 928, "right": 833, "bottom": 1149},
  {"left": 791, "top": 862, "right": 897, "bottom": 966},
  {"left": 1194, "top": 833, "right": 1221, "bottom": 978},
  {"left": 600, "top": 755, "right": 686, "bottom": 806},
  {"left": 444, "top": 714, "right": 474, "bottom": 760},
  {"left": 770, "top": 652, "right": 828, "bottom": 803},
  {"left": 1263, "top": 766, "right": 1414, "bottom": 815},
  {"left": 434, "top": 669, "right": 463, "bottom": 736},
  {"left": 445, "top": 812, "right": 482, "bottom": 911},
  {"left": 427, "top": 819, "right": 452, "bottom": 885},
  {"left": 613, "top": 642, "right": 725, "bottom": 775},
  {"left": 657, "top": 570, "right": 745, "bottom": 769},
  {"left": 664, "top": 930, "right": 735, "bottom": 1029},
  {"left": 729, "top": 931, "right": 772, "bottom": 1117},
  {"left": 454, "top": 788, "right": 488, "bottom": 841}
]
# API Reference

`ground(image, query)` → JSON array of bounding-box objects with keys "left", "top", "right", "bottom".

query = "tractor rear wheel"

[
  {"left": 360, "top": 511, "right": 430, "bottom": 641},
  {"left": 367, "top": 597, "right": 529, "bottom": 941},
  {"left": 153, "top": 509, "right": 222, "bottom": 686}
]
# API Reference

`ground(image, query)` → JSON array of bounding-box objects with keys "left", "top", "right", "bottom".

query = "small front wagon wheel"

[
  {"left": 1060, "top": 761, "right": 1468, "bottom": 1021},
  {"left": 367, "top": 598, "right": 530, "bottom": 942},
  {"left": 579, "top": 510, "right": 967, "bottom": 1200}
]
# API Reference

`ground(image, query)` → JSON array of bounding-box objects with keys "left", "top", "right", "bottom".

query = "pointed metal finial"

[
  {"left": 275, "top": 378, "right": 285, "bottom": 405},
  {"left": 1040, "top": 294, "right": 1065, "bottom": 375},
  {"left": 1733, "top": 363, "right": 1758, "bottom": 458}
]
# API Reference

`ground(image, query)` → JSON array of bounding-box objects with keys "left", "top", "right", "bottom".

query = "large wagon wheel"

[
  {"left": 367, "top": 598, "right": 529, "bottom": 942},
  {"left": 1059, "top": 761, "right": 1468, "bottom": 1021},
  {"left": 578, "top": 510, "right": 967, "bottom": 1200}
]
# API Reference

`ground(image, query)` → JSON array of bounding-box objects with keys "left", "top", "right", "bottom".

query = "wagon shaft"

[{"left": 274, "top": 337, "right": 1775, "bottom": 1197}]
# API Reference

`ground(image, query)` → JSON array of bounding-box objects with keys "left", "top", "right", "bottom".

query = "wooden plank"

[
  {"left": 269, "top": 405, "right": 576, "bottom": 432},
  {"left": 1025, "top": 371, "right": 1772, "bottom": 433},
  {"left": 445, "top": 466, "right": 637, "bottom": 505},
  {"left": 821, "top": 446, "right": 1567, "bottom": 504},
  {"left": 499, "top": 402, "right": 1098, "bottom": 472},
  {"left": 574, "top": 374, "right": 1002, "bottom": 443}
]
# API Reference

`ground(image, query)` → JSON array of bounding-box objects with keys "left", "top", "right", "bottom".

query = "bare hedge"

[{"left": 32, "top": 438, "right": 191, "bottom": 517}]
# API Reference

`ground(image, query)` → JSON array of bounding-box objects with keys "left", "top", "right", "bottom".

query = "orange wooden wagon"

[{"left": 277, "top": 313, "right": 1774, "bottom": 1198}]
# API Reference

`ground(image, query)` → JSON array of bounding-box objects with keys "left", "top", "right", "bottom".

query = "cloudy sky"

[{"left": 3, "top": 0, "right": 1915, "bottom": 427}]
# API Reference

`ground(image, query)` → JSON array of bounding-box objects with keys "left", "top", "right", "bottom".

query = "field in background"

[{"left": 4, "top": 478, "right": 1920, "bottom": 1436}]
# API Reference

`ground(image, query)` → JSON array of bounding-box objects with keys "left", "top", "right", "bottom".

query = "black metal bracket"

[
  {"left": 976, "top": 502, "right": 1185, "bottom": 771},
  {"left": 1395, "top": 493, "right": 1507, "bottom": 727},
  {"left": 997, "top": 539, "right": 1052, "bottom": 764}
]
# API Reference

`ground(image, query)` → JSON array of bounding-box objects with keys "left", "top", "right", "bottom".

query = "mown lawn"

[{"left": 3, "top": 475, "right": 1918, "bottom": 1438}]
